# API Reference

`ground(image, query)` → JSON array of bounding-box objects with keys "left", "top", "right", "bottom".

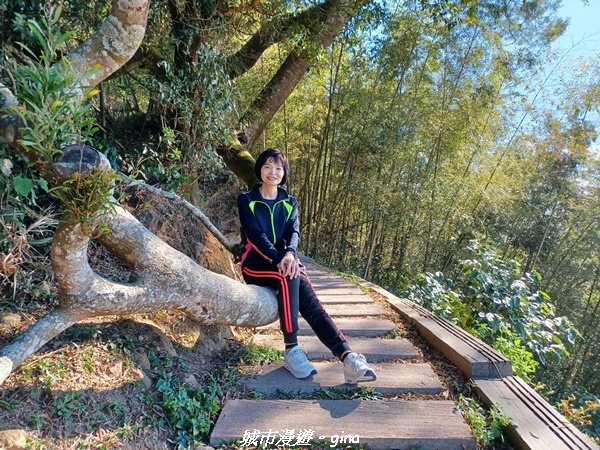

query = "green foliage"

[
  {"left": 403, "top": 239, "right": 579, "bottom": 380},
  {"left": 119, "top": 139, "right": 193, "bottom": 192},
  {"left": 557, "top": 392, "right": 600, "bottom": 442},
  {"left": 157, "top": 44, "right": 235, "bottom": 164},
  {"left": 48, "top": 168, "right": 116, "bottom": 229},
  {"left": 382, "top": 329, "right": 401, "bottom": 339},
  {"left": 235, "top": 344, "right": 283, "bottom": 365},
  {"left": 155, "top": 371, "right": 222, "bottom": 449},
  {"left": 3, "top": 6, "right": 116, "bottom": 227},
  {"left": 23, "top": 355, "right": 71, "bottom": 389},
  {"left": 456, "top": 394, "right": 511, "bottom": 448},
  {"left": 53, "top": 391, "right": 86, "bottom": 422},
  {"left": 0, "top": 178, "right": 56, "bottom": 301},
  {"left": 7, "top": 7, "right": 99, "bottom": 164}
]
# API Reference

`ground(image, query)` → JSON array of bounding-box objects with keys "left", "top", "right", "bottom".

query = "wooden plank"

[
  {"left": 210, "top": 399, "right": 475, "bottom": 449},
  {"left": 363, "top": 283, "right": 512, "bottom": 378},
  {"left": 252, "top": 335, "right": 420, "bottom": 361},
  {"left": 322, "top": 303, "right": 386, "bottom": 317},
  {"left": 475, "top": 377, "right": 597, "bottom": 450},
  {"left": 312, "top": 286, "right": 365, "bottom": 296},
  {"left": 412, "top": 317, "right": 511, "bottom": 378},
  {"left": 259, "top": 318, "right": 398, "bottom": 337},
  {"left": 317, "top": 294, "right": 373, "bottom": 304},
  {"left": 241, "top": 362, "right": 444, "bottom": 395}
]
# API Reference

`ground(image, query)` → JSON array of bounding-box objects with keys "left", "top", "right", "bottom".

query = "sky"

[
  {"left": 549, "top": 1, "right": 600, "bottom": 150},
  {"left": 553, "top": 1, "right": 600, "bottom": 60}
]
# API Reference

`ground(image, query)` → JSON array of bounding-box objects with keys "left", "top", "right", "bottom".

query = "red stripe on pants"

[{"left": 242, "top": 267, "right": 293, "bottom": 333}]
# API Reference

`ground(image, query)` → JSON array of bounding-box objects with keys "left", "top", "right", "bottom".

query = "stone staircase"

[{"left": 210, "top": 266, "right": 476, "bottom": 449}]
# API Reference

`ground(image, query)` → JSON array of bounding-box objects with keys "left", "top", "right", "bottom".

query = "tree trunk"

[{"left": 0, "top": 202, "right": 279, "bottom": 385}]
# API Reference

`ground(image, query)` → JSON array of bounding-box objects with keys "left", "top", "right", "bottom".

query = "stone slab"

[
  {"left": 312, "top": 286, "right": 365, "bottom": 296},
  {"left": 308, "top": 281, "right": 360, "bottom": 290},
  {"left": 210, "top": 399, "right": 475, "bottom": 449},
  {"left": 252, "top": 335, "right": 419, "bottom": 361},
  {"left": 307, "top": 277, "right": 356, "bottom": 285},
  {"left": 259, "top": 318, "right": 398, "bottom": 337},
  {"left": 476, "top": 376, "right": 597, "bottom": 450},
  {"left": 317, "top": 294, "right": 373, "bottom": 304},
  {"left": 320, "top": 303, "right": 386, "bottom": 317},
  {"left": 241, "top": 362, "right": 444, "bottom": 395}
]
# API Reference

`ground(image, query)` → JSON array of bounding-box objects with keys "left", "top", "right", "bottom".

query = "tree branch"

[
  {"left": 106, "top": 45, "right": 167, "bottom": 81},
  {"left": 225, "top": 0, "right": 339, "bottom": 79},
  {"left": 0, "top": 197, "right": 279, "bottom": 385},
  {"left": 66, "top": 0, "right": 149, "bottom": 89},
  {"left": 216, "top": 135, "right": 260, "bottom": 189},
  {"left": 1, "top": 0, "right": 149, "bottom": 149},
  {"left": 239, "top": 0, "right": 361, "bottom": 144}
]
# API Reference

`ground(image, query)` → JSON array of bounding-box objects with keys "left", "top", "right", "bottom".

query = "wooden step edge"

[
  {"left": 422, "top": 310, "right": 508, "bottom": 362},
  {"left": 475, "top": 377, "right": 597, "bottom": 450},
  {"left": 356, "top": 280, "right": 513, "bottom": 379},
  {"left": 504, "top": 376, "right": 597, "bottom": 450},
  {"left": 239, "top": 362, "right": 446, "bottom": 396}
]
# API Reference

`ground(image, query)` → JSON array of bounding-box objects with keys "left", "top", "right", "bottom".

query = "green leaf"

[
  {"left": 12, "top": 176, "right": 34, "bottom": 196},
  {"left": 36, "top": 178, "right": 49, "bottom": 192},
  {"left": 52, "top": 5, "right": 63, "bottom": 23},
  {"left": 538, "top": 291, "right": 550, "bottom": 302},
  {"left": 29, "top": 237, "right": 54, "bottom": 246},
  {"left": 27, "top": 20, "right": 48, "bottom": 51}
]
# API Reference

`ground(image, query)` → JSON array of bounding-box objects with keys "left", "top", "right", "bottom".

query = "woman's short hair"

[{"left": 254, "top": 148, "right": 289, "bottom": 185}]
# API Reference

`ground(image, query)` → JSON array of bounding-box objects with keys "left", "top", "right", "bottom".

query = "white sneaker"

[
  {"left": 284, "top": 346, "right": 317, "bottom": 379},
  {"left": 343, "top": 352, "right": 377, "bottom": 383}
]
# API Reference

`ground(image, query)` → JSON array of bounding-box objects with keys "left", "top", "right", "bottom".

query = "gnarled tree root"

[
  {"left": 0, "top": 204, "right": 279, "bottom": 386},
  {"left": 0, "top": 308, "right": 80, "bottom": 385}
]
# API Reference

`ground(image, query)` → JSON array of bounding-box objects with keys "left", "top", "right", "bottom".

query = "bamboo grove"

[{"left": 262, "top": 2, "right": 600, "bottom": 404}]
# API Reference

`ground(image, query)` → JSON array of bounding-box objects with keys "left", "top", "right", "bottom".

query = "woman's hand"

[{"left": 277, "top": 252, "right": 300, "bottom": 279}]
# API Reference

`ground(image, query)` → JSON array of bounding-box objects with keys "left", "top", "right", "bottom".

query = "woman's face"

[{"left": 260, "top": 158, "right": 285, "bottom": 186}]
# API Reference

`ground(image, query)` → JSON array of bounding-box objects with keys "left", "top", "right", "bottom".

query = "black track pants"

[{"left": 241, "top": 252, "right": 350, "bottom": 359}]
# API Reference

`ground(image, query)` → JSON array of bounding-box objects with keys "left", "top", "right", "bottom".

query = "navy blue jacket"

[{"left": 237, "top": 184, "right": 300, "bottom": 265}]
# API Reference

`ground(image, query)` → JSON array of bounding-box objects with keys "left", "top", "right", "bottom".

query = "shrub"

[{"left": 403, "top": 239, "right": 578, "bottom": 380}]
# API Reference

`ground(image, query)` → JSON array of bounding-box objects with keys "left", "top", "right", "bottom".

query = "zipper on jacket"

[{"left": 250, "top": 199, "right": 291, "bottom": 243}]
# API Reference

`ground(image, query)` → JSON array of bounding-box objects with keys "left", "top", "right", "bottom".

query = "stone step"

[
  {"left": 252, "top": 335, "right": 419, "bottom": 361},
  {"left": 307, "top": 277, "right": 355, "bottom": 284},
  {"left": 313, "top": 286, "right": 365, "bottom": 296},
  {"left": 210, "top": 399, "right": 475, "bottom": 449},
  {"left": 317, "top": 294, "right": 373, "bottom": 304},
  {"left": 323, "top": 303, "right": 386, "bottom": 317},
  {"left": 309, "top": 282, "right": 359, "bottom": 290},
  {"left": 241, "top": 362, "right": 444, "bottom": 395},
  {"left": 259, "top": 318, "right": 398, "bottom": 337}
]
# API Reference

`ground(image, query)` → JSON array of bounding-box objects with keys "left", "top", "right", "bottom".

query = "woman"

[{"left": 238, "top": 148, "right": 377, "bottom": 382}]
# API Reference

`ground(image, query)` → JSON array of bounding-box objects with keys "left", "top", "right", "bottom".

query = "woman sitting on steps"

[{"left": 237, "top": 148, "right": 377, "bottom": 382}]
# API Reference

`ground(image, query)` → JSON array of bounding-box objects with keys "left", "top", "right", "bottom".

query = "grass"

[
  {"left": 455, "top": 394, "right": 512, "bottom": 448},
  {"left": 382, "top": 328, "right": 401, "bottom": 339},
  {"left": 235, "top": 343, "right": 283, "bottom": 365}
]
